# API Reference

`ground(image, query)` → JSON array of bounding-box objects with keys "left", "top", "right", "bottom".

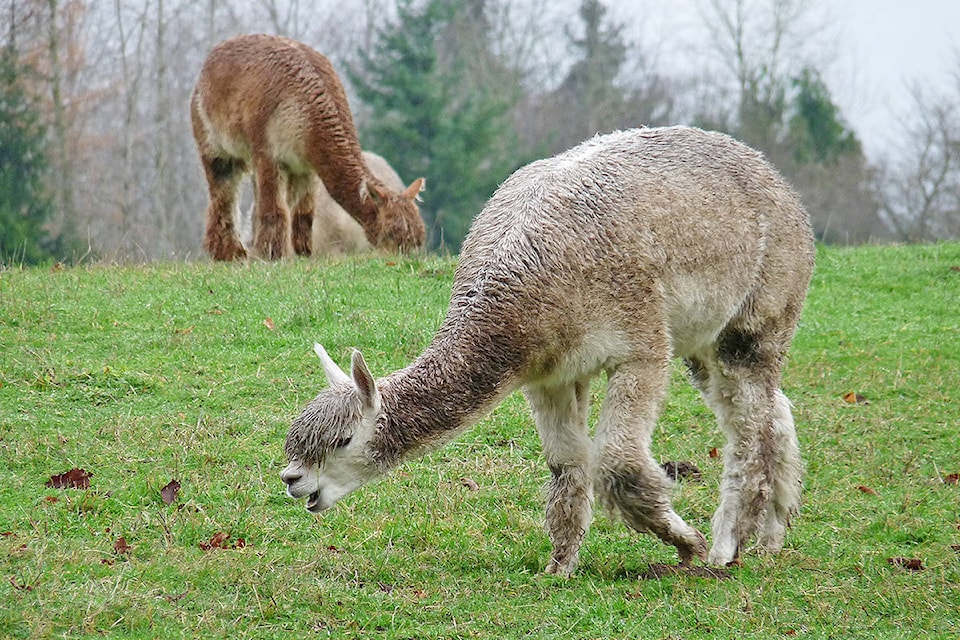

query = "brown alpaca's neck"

[
  {"left": 370, "top": 333, "right": 524, "bottom": 467},
  {"left": 317, "top": 159, "right": 383, "bottom": 240}
]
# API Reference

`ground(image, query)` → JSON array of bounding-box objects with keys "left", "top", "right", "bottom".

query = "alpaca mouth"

[{"left": 305, "top": 491, "right": 322, "bottom": 513}]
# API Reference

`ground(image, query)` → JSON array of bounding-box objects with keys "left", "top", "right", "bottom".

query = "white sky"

[{"left": 601, "top": 0, "right": 960, "bottom": 161}]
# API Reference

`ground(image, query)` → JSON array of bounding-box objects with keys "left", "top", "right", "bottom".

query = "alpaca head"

[
  {"left": 367, "top": 178, "right": 426, "bottom": 252},
  {"left": 281, "top": 344, "right": 383, "bottom": 513}
]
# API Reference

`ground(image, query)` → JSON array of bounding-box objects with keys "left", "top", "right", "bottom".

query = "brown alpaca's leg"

[
  {"left": 525, "top": 378, "right": 594, "bottom": 577},
  {"left": 251, "top": 156, "right": 293, "bottom": 260},
  {"left": 287, "top": 174, "right": 317, "bottom": 256},
  {"left": 200, "top": 156, "right": 248, "bottom": 261}
]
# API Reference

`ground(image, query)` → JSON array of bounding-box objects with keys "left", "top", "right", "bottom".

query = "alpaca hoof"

[
  {"left": 677, "top": 529, "right": 708, "bottom": 566},
  {"left": 545, "top": 558, "right": 577, "bottom": 578},
  {"left": 203, "top": 234, "right": 247, "bottom": 261}
]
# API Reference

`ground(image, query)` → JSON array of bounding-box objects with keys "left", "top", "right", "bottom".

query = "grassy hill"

[{"left": 1, "top": 243, "right": 958, "bottom": 638}]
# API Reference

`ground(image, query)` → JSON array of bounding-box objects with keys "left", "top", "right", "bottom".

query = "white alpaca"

[{"left": 281, "top": 126, "right": 815, "bottom": 576}]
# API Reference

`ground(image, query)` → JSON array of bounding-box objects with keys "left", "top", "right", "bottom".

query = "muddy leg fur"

[
  {"left": 525, "top": 378, "right": 593, "bottom": 577},
  {"left": 688, "top": 324, "right": 802, "bottom": 565},
  {"left": 200, "top": 155, "right": 248, "bottom": 261},
  {"left": 594, "top": 359, "right": 708, "bottom": 566},
  {"left": 288, "top": 173, "right": 317, "bottom": 256},
  {"left": 251, "top": 155, "right": 294, "bottom": 260}
]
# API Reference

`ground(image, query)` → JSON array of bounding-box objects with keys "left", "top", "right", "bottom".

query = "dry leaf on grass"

[
  {"left": 263, "top": 317, "right": 275, "bottom": 330},
  {"left": 843, "top": 392, "right": 869, "bottom": 405},
  {"left": 888, "top": 557, "right": 924, "bottom": 571},
  {"left": 198, "top": 532, "right": 246, "bottom": 551},
  {"left": 708, "top": 447, "right": 720, "bottom": 459},
  {"left": 114, "top": 537, "right": 132, "bottom": 556},
  {"left": 460, "top": 477, "right": 479, "bottom": 491},
  {"left": 662, "top": 461, "right": 702, "bottom": 482},
  {"left": 46, "top": 468, "right": 92, "bottom": 489},
  {"left": 160, "top": 479, "right": 181, "bottom": 505},
  {"left": 943, "top": 473, "right": 959, "bottom": 485},
  {"left": 857, "top": 485, "right": 878, "bottom": 495}
]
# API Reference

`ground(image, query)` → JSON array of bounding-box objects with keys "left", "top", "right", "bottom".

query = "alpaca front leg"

[
  {"left": 287, "top": 173, "right": 317, "bottom": 256},
  {"left": 544, "top": 464, "right": 593, "bottom": 576},
  {"left": 526, "top": 380, "right": 593, "bottom": 577},
  {"left": 595, "top": 361, "right": 708, "bottom": 566}
]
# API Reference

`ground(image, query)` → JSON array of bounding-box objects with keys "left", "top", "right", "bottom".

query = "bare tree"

[{"left": 878, "top": 81, "right": 960, "bottom": 241}]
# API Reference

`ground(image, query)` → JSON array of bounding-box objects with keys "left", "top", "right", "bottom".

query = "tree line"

[{"left": 2, "top": 0, "right": 959, "bottom": 264}]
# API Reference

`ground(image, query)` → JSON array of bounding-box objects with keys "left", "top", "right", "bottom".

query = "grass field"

[{"left": 1, "top": 243, "right": 959, "bottom": 639}]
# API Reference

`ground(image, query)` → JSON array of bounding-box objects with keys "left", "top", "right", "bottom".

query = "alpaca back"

[
  {"left": 192, "top": 34, "right": 365, "bottom": 199},
  {"left": 445, "top": 126, "right": 814, "bottom": 377}
]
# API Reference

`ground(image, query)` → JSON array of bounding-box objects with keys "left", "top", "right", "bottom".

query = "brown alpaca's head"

[{"left": 367, "top": 178, "right": 427, "bottom": 252}]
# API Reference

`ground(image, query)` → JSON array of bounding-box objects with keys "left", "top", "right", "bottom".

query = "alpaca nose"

[{"left": 280, "top": 467, "right": 302, "bottom": 486}]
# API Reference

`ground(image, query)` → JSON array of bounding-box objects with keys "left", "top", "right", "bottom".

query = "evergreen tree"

[
  {"left": 349, "top": 0, "right": 521, "bottom": 251},
  {"left": 0, "top": 42, "right": 56, "bottom": 265},
  {"left": 788, "top": 68, "right": 861, "bottom": 165}
]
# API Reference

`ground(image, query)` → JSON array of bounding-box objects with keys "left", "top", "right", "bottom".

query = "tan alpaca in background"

[
  {"left": 191, "top": 34, "right": 425, "bottom": 261},
  {"left": 281, "top": 126, "right": 815, "bottom": 576}
]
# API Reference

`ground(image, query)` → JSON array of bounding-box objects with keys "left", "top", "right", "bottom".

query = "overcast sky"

[{"left": 599, "top": 0, "right": 960, "bottom": 161}]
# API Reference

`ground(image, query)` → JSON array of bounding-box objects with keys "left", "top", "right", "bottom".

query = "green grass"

[{"left": 1, "top": 245, "right": 958, "bottom": 639}]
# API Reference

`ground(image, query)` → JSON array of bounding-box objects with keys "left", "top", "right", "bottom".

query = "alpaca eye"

[{"left": 335, "top": 436, "right": 353, "bottom": 449}]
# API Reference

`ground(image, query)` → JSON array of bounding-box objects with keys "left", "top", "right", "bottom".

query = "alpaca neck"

[
  {"left": 313, "top": 154, "right": 382, "bottom": 239},
  {"left": 371, "top": 332, "right": 523, "bottom": 467}
]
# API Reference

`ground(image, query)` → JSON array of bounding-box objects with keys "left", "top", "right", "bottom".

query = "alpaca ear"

[
  {"left": 363, "top": 180, "right": 389, "bottom": 205},
  {"left": 403, "top": 177, "right": 425, "bottom": 202},
  {"left": 350, "top": 349, "right": 381, "bottom": 416},
  {"left": 314, "top": 343, "right": 351, "bottom": 387}
]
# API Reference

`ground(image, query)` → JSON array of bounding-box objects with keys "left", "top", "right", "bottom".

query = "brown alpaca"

[
  {"left": 190, "top": 34, "right": 426, "bottom": 261},
  {"left": 281, "top": 126, "right": 815, "bottom": 576},
  {"left": 312, "top": 151, "right": 406, "bottom": 256}
]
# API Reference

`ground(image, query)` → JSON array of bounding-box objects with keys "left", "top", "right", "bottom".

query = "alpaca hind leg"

[
  {"left": 288, "top": 173, "right": 317, "bottom": 256},
  {"left": 525, "top": 378, "right": 593, "bottom": 577},
  {"left": 594, "top": 360, "right": 707, "bottom": 565},
  {"left": 200, "top": 155, "right": 248, "bottom": 261},
  {"left": 756, "top": 389, "right": 803, "bottom": 553},
  {"left": 699, "top": 343, "right": 779, "bottom": 566},
  {"left": 251, "top": 157, "right": 293, "bottom": 260}
]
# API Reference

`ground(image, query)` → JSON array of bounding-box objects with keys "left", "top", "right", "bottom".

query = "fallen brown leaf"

[
  {"left": 198, "top": 532, "right": 246, "bottom": 551},
  {"left": 9, "top": 576, "right": 33, "bottom": 592},
  {"left": 708, "top": 447, "right": 720, "bottom": 459},
  {"left": 843, "top": 392, "right": 869, "bottom": 405},
  {"left": 943, "top": 473, "right": 959, "bottom": 485},
  {"left": 460, "top": 477, "right": 479, "bottom": 491},
  {"left": 46, "top": 468, "right": 92, "bottom": 489},
  {"left": 888, "top": 557, "right": 924, "bottom": 571},
  {"left": 263, "top": 317, "right": 275, "bottom": 330},
  {"left": 857, "top": 485, "right": 878, "bottom": 495},
  {"left": 161, "top": 589, "right": 189, "bottom": 603},
  {"left": 114, "top": 537, "right": 132, "bottom": 556},
  {"left": 662, "top": 461, "right": 702, "bottom": 482},
  {"left": 160, "top": 479, "right": 181, "bottom": 505}
]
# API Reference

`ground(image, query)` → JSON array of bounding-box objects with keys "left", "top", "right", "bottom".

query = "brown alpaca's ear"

[
  {"left": 364, "top": 180, "right": 390, "bottom": 206},
  {"left": 403, "top": 177, "right": 425, "bottom": 202}
]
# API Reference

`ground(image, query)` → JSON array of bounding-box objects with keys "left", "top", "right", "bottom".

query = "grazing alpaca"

[
  {"left": 281, "top": 126, "right": 815, "bottom": 576},
  {"left": 312, "top": 151, "right": 406, "bottom": 255},
  {"left": 190, "top": 34, "right": 426, "bottom": 260}
]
